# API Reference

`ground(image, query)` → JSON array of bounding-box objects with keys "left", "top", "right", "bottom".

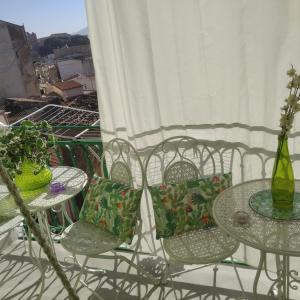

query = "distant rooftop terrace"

[{"left": 12, "top": 104, "right": 100, "bottom": 139}]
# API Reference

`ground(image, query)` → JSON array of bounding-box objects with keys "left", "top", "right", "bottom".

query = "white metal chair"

[
  {"left": 144, "top": 136, "right": 246, "bottom": 299},
  {"left": 60, "top": 138, "right": 156, "bottom": 299}
]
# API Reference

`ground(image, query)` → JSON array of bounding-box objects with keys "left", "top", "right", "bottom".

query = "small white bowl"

[{"left": 233, "top": 211, "right": 250, "bottom": 225}]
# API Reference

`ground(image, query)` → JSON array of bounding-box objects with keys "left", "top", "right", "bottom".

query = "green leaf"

[
  {"left": 0, "top": 120, "right": 54, "bottom": 178},
  {"left": 21, "top": 120, "right": 34, "bottom": 127}
]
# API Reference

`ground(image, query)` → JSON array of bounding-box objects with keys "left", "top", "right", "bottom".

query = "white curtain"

[
  {"left": 85, "top": 0, "right": 300, "bottom": 265},
  {"left": 86, "top": 0, "right": 300, "bottom": 149}
]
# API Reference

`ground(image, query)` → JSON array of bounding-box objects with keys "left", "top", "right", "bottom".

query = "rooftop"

[
  {"left": 6, "top": 97, "right": 46, "bottom": 103},
  {"left": 64, "top": 73, "right": 94, "bottom": 81},
  {"left": 64, "top": 73, "right": 82, "bottom": 80},
  {"left": 54, "top": 80, "right": 82, "bottom": 91}
]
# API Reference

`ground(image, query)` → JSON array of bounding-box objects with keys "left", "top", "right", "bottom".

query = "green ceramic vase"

[
  {"left": 14, "top": 160, "right": 52, "bottom": 192},
  {"left": 271, "top": 134, "right": 294, "bottom": 210}
]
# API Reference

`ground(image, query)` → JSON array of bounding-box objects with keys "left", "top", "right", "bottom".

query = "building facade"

[
  {"left": 0, "top": 20, "right": 40, "bottom": 98},
  {"left": 57, "top": 59, "right": 84, "bottom": 80},
  {"left": 54, "top": 44, "right": 95, "bottom": 81},
  {"left": 57, "top": 57, "right": 95, "bottom": 81}
]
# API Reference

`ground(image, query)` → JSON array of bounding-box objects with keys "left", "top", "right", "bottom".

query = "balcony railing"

[{"left": 47, "top": 125, "right": 103, "bottom": 233}]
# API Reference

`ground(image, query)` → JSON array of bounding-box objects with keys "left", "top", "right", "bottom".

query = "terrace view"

[{"left": 1, "top": 1, "right": 300, "bottom": 300}]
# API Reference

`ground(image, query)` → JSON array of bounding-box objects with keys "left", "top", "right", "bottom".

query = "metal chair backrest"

[
  {"left": 144, "top": 136, "right": 234, "bottom": 187},
  {"left": 101, "top": 138, "right": 145, "bottom": 189}
]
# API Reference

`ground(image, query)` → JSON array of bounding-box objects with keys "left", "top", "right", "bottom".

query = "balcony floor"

[{"left": 0, "top": 233, "right": 299, "bottom": 300}]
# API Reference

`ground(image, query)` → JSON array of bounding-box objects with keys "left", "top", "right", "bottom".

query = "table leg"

[
  {"left": 26, "top": 210, "right": 59, "bottom": 299},
  {"left": 287, "top": 257, "right": 300, "bottom": 300},
  {"left": 26, "top": 224, "right": 47, "bottom": 300},
  {"left": 256, "top": 253, "right": 287, "bottom": 300},
  {"left": 36, "top": 211, "right": 56, "bottom": 257},
  {"left": 274, "top": 254, "right": 287, "bottom": 299},
  {"left": 253, "top": 250, "right": 266, "bottom": 299},
  {"left": 285, "top": 256, "right": 290, "bottom": 300},
  {"left": 253, "top": 251, "right": 300, "bottom": 300}
]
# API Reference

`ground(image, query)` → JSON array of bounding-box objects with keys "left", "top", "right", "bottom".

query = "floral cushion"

[
  {"left": 79, "top": 176, "right": 143, "bottom": 243},
  {"left": 149, "top": 173, "right": 232, "bottom": 239}
]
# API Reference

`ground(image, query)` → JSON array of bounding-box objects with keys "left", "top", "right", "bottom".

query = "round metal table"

[
  {"left": 1, "top": 166, "right": 88, "bottom": 249},
  {"left": 1, "top": 166, "right": 88, "bottom": 242},
  {"left": 0, "top": 166, "right": 88, "bottom": 299},
  {"left": 212, "top": 179, "right": 300, "bottom": 300},
  {"left": 0, "top": 166, "right": 88, "bottom": 211}
]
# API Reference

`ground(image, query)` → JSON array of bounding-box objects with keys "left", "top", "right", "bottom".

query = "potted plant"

[{"left": 0, "top": 120, "right": 56, "bottom": 196}]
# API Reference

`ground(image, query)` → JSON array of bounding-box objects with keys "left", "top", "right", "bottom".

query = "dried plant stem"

[{"left": 0, "top": 161, "right": 79, "bottom": 300}]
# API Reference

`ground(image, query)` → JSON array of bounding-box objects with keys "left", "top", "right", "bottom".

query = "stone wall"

[{"left": 0, "top": 21, "right": 40, "bottom": 98}]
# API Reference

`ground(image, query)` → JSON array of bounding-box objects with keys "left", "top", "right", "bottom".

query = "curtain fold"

[{"left": 85, "top": 0, "right": 300, "bottom": 267}]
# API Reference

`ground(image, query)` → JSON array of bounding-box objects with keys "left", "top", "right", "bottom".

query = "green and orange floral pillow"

[
  {"left": 149, "top": 173, "right": 232, "bottom": 239},
  {"left": 79, "top": 176, "right": 143, "bottom": 243}
]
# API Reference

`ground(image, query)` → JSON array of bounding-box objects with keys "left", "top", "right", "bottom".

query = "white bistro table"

[
  {"left": 26, "top": 166, "right": 88, "bottom": 254},
  {"left": 0, "top": 166, "right": 88, "bottom": 297},
  {"left": 212, "top": 179, "right": 300, "bottom": 300},
  {"left": 1, "top": 166, "right": 88, "bottom": 247}
]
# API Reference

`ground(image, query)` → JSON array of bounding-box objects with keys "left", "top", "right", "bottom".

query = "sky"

[{"left": 0, "top": 0, "right": 88, "bottom": 38}]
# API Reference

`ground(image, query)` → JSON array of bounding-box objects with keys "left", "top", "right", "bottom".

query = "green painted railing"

[{"left": 47, "top": 126, "right": 104, "bottom": 233}]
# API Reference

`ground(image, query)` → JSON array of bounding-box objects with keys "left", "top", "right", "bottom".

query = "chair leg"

[
  {"left": 79, "top": 279, "right": 105, "bottom": 300},
  {"left": 74, "top": 255, "right": 89, "bottom": 290},
  {"left": 160, "top": 261, "right": 170, "bottom": 285},
  {"left": 160, "top": 241, "right": 179, "bottom": 300},
  {"left": 113, "top": 247, "right": 139, "bottom": 300},
  {"left": 167, "top": 266, "right": 179, "bottom": 300},
  {"left": 72, "top": 255, "right": 106, "bottom": 300},
  {"left": 113, "top": 222, "right": 143, "bottom": 300},
  {"left": 212, "top": 264, "right": 219, "bottom": 300},
  {"left": 230, "top": 256, "right": 247, "bottom": 299}
]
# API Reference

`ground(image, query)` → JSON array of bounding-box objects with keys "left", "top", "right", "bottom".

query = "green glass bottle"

[{"left": 271, "top": 134, "right": 294, "bottom": 210}]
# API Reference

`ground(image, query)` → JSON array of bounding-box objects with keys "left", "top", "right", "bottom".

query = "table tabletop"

[
  {"left": 0, "top": 166, "right": 88, "bottom": 213},
  {"left": 212, "top": 179, "right": 300, "bottom": 257}
]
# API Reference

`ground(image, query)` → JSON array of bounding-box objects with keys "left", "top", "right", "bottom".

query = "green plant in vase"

[
  {"left": 272, "top": 66, "right": 300, "bottom": 210},
  {"left": 0, "top": 120, "right": 56, "bottom": 200}
]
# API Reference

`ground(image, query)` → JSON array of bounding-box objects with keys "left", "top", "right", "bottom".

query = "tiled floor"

[{"left": 0, "top": 236, "right": 299, "bottom": 300}]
